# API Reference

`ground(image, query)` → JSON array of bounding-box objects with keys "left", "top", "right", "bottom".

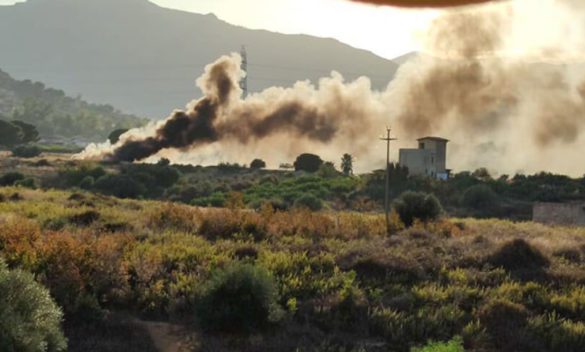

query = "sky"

[{"left": 0, "top": 0, "right": 438, "bottom": 59}]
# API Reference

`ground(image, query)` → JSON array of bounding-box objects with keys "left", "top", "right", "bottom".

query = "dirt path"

[{"left": 136, "top": 320, "right": 192, "bottom": 352}]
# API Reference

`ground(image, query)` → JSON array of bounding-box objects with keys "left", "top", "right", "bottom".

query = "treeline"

[
  {"left": 0, "top": 69, "right": 147, "bottom": 141},
  {"left": 4, "top": 146, "right": 585, "bottom": 220}
]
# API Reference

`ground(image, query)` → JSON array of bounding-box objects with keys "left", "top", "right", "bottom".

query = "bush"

[
  {"left": 461, "top": 184, "right": 498, "bottom": 210},
  {"left": 250, "top": 159, "right": 267, "bottom": 169},
  {"left": 197, "top": 263, "right": 283, "bottom": 333},
  {"left": 488, "top": 239, "right": 550, "bottom": 272},
  {"left": 478, "top": 299, "right": 529, "bottom": 351},
  {"left": 0, "top": 259, "right": 67, "bottom": 352},
  {"left": 69, "top": 210, "right": 101, "bottom": 227},
  {"left": 0, "top": 172, "right": 25, "bottom": 186},
  {"left": 15, "top": 178, "right": 36, "bottom": 189},
  {"left": 294, "top": 193, "right": 323, "bottom": 211},
  {"left": 294, "top": 153, "right": 323, "bottom": 173},
  {"left": 94, "top": 174, "right": 146, "bottom": 199},
  {"left": 78, "top": 176, "right": 95, "bottom": 190},
  {"left": 393, "top": 192, "right": 443, "bottom": 227},
  {"left": 412, "top": 336, "right": 465, "bottom": 352},
  {"left": 11, "top": 145, "right": 42, "bottom": 158}
]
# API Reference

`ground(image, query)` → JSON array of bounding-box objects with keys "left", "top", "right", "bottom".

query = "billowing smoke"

[
  {"left": 387, "top": 0, "right": 585, "bottom": 174},
  {"left": 79, "top": 55, "right": 389, "bottom": 170},
  {"left": 80, "top": 0, "right": 585, "bottom": 175}
]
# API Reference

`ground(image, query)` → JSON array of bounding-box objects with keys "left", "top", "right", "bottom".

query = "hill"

[
  {"left": 0, "top": 0, "right": 399, "bottom": 118},
  {"left": 0, "top": 68, "right": 147, "bottom": 143}
]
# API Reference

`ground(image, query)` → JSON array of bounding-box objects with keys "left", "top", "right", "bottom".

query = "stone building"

[
  {"left": 399, "top": 136, "right": 449, "bottom": 180},
  {"left": 533, "top": 202, "right": 585, "bottom": 227}
]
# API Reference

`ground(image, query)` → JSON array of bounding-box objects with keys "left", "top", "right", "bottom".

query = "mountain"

[
  {"left": 0, "top": 68, "right": 146, "bottom": 142},
  {"left": 0, "top": 0, "right": 399, "bottom": 118},
  {"left": 392, "top": 52, "right": 420, "bottom": 66}
]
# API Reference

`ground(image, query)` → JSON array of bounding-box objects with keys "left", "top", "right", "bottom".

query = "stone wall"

[{"left": 533, "top": 202, "right": 585, "bottom": 226}]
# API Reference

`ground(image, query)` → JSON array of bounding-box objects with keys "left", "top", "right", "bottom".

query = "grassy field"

[{"left": 1, "top": 186, "right": 585, "bottom": 351}]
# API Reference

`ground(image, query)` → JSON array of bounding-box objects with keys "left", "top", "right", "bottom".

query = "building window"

[{"left": 419, "top": 142, "right": 425, "bottom": 149}]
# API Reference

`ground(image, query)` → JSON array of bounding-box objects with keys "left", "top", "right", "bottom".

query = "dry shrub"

[
  {"left": 36, "top": 231, "right": 89, "bottom": 312},
  {"left": 339, "top": 250, "right": 427, "bottom": 284},
  {"left": 267, "top": 209, "right": 336, "bottom": 238},
  {"left": 69, "top": 210, "right": 100, "bottom": 227},
  {"left": 198, "top": 209, "right": 242, "bottom": 240},
  {"left": 335, "top": 213, "right": 386, "bottom": 239},
  {"left": 9, "top": 192, "right": 22, "bottom": 201},
  {"left": 146, "top": 203, "right": 198, "bottom": 233},
  {"left": 234, "top": 245, "right": 259, "bottom": 261},
  {"left": 478, "top": 299, "right": 530, "bottom": 351},
  {"left": 554, "top": 248, "right": 582, "bottom": 264},
  {"left": 89, "top": 234, "right": 133, "bottom": 305},
  {"left": 0, "top": 216, "right": 41, "bottom": 268}
]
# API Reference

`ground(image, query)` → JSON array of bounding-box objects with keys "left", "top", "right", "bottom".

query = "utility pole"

[
  {"left": 240, "top": 45, "right": 248, "bottom": 98},
  {"left": 380, "top": 127, "right": 397, "bottom": 236}
]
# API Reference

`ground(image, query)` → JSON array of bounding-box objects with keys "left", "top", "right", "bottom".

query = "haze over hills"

[{"left": 0, "top": 0, "right": 400, "bottom": 118}]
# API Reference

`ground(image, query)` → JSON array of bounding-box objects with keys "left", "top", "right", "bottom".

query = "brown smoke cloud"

[
  {"left": 80, "top": 0, "right": 585, "bottom": 175},
  {"left": 80, "top": 55, "right": 388, "bottom": 168},
  {"left": 350, "top": 0, "right": 500, "bottom": 8},
  {"left": 388, "top": 0, "right": 585, "bottom": 174}
]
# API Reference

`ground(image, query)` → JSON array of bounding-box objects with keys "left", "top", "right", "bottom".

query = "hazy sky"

[{"left": 0, "top": 0, "right": 438, "bottom": 59}]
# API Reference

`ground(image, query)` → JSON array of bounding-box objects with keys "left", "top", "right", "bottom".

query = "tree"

[
  {"left": 108, "top": 128, "right": 128, "bottom": 145},
  {"left": 0, "top": 120, "right": 23, "bottom": 147},
  {"left": 393, "top": 191, "right": 443, "bottom": 227},
  {"left": 197, "top": 263, "right": 283, "bottom": 333},
  {"left": 294, "top": 153, "right": 323, "bottom": 173},
  {"left": 294, "top": 194, "right": 323, "bottom": 211},
  {"left": 0, "top": 259, "right": 67, "bottom": 352},
  {"left": 250, "top": 159, "right": 267, "bottom": 169},
  {"left": 11, "top": 120, "right": 40, "bottom": 144},
  {"left": 341, "top": 153, "right": 353, "bottom": 176},
  {"left": 461, "top": 184, "right": 498, "bottom": 210},
  {"left": 12, "top": 145, "right": 42, "bottom": 158}
]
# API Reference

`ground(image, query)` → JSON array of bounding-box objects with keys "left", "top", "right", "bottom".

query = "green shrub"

[
  {"left": 11, "top": 145, "right": 42, "bottom": 158},
  {"left": 250, "top": 159, "right": 267, "bottom": 169},
  {"left": 78, "top": 176, "right": 95, "bottom": 190},
  {"left": 412, "top": 336, "right": 465, "bottom": 352},
  {"left": 94, "top": 174, "right": 146, "bottom": 199},
  {"left": 528, "top": 312, "right": 585, "bottom": 352},
  {"left": 294, "top": 153, "right": 323, "bottom": 173},
  {"left": 478, "top": 299, "right": 529, "bottom": 351},
  {"left": 197, "top": 263, "right": 283, "bottom": 333},
  {"left": 0, "top": 172, "right": 25, "bottom": 186},
  {"left": 393, "top": 192, "right": 443, "bottom": 227},
  {"left": 0, "top": 258, "right": 67, "bottom": 352},
  {"left": 294, "top": 193, "right": 323, "bottom": 211},
  {"left": 461, "top": 184, "right": 498, "bottom": 210},
  {"left": 14, "top": 178, "right": 36, "bottom": 189},
  {"left": 487, "top": 239, "right": 550, "bottom": 271}
]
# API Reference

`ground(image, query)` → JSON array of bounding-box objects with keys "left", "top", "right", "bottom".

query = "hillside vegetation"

[
  {"left": 3, "top": 153, "right": 585, "bottom": 221},
  {"left": 0, "top": 69, "right": 147, "bottom": 142},
  {"left": 1, "top": 186, "right": 585, "bottom": 351}
]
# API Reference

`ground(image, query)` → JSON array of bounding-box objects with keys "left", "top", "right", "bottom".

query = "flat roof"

[{"left": 417, "top": 136, "right": 450, "bottom": 142}]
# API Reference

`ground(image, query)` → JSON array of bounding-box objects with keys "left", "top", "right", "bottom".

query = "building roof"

[{"left": 417, "top": 136, "right": 450, "bottom": 142}]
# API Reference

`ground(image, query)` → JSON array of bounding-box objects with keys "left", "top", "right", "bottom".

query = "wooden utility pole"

[{"left": 380, "top": 127, "right": 397, "bottom": 236}]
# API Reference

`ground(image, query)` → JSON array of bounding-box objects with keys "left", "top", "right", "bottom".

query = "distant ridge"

[{"left": 0, "top": 0, "right": 399, "bottom": 117}]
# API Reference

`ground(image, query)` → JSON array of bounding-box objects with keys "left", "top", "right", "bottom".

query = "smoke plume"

[
  {"left": 80, "top": 0, "right": 585, "bottom": 175},
  {"left": 386, "top": 0, "right": 585, "bottom": 174},
  {"left": 79, "top": 55, "right": 388, "bottom": 170}
]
